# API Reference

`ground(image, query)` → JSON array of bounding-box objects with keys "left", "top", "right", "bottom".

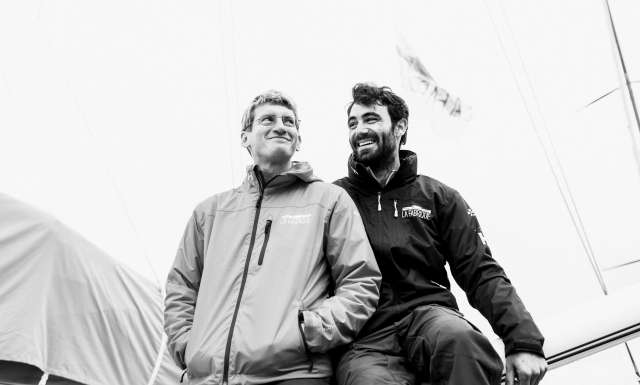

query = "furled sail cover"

[{"left": 0, "top": 194, "right": 180, "bottom": 385}]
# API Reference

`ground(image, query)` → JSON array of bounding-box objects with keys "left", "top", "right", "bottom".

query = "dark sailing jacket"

[{"left": 334, "top": 150, "right": 544, "bottom": 356}]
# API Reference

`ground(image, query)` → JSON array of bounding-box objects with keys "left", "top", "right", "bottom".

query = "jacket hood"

[
  {"left": 244, "top": 161, "right": 321, "bottom": 190},
  {"left": 347, "top": 150, "right": 418, "bottom": 190}
]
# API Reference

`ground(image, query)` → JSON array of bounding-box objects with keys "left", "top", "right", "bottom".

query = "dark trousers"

[
  {"left": 336, "top": 305, "right": 504, "bottom": 385},
  {"left": 267, "top": 379, "right": 331, "bottom": 385}
]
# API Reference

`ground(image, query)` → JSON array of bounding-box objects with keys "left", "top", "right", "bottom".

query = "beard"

[{"left": 351, "top": 130, "right": 397, "bottom": 169}]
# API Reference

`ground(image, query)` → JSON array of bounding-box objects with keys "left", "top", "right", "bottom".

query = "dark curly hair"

[{"left": 347, "top": 83, "right": 409, "bottom": 145}]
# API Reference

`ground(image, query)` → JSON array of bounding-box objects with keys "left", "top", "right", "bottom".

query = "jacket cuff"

[
  {"left": 505, "top": 339, "right": 545, "bottom": 358},
  {"left": 302, "top": 310, "right": 321, "bottom": 334}
]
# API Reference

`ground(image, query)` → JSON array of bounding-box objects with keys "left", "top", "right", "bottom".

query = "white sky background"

[{"left": 1, "top": 0, "right": 640, "bottom": 383}]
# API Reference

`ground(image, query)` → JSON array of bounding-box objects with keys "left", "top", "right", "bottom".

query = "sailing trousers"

[
  {"left": 267, "top": 379, "right": 331, "bottom": 385},
  {"left": 336, "top": 305, "right": 504, "bottom": 385}
]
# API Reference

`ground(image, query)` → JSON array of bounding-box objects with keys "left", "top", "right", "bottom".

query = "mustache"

[{"left": 351, "top": 133, "right": 378, "bottom": 143}]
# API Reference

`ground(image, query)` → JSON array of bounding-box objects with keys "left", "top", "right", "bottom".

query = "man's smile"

[
  {"left": 267, "top": 135, "right": 292, "bottom": 142},
  {"left": 355, "top": 137, "right": 378, "bottom": 151}
]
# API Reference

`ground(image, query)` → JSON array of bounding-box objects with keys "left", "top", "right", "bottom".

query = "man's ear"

[
  {"left": 241, "top": 131, "right": 249, "bottom": 148},
  {"left": 394, "top": 119, "right": 408, "bottom": 139}
]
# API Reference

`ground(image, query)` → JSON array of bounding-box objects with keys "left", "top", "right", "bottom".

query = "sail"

[{"left": 0, "top": 194, "right": 181, "bottom": 384}]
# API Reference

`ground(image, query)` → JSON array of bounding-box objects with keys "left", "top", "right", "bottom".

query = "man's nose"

[
  {"left": 272, "top": 124, "right": 287, "bottom": 134},
  {"left": 354, "top": 122, "right": 369, "bottom": 135}
]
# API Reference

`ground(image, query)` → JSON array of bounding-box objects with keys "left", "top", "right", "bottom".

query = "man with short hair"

[
  {"left": 165, "top": 90, "right": 381, "bottom": 385},
  {"left": 334, "top": 83, "right": 547, "bottom": 385}
]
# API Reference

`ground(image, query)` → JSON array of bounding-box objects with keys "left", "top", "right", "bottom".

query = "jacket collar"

[
  {"left": 243, "top": 161, "right": 321, "bottom": 191},
  {"left": 347, "top": 149, "right": 418, "bottom": 190}
]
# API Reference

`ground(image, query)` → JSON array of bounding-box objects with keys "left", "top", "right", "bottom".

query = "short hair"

[
  {"left": 347, "top": 83, "right": 409, "bottom": 145},
  {"left": 241, "top": 90, "right": 299, "bottom": 132}
]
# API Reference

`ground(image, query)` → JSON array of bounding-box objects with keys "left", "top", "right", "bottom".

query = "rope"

[
  {"left": 38, "top": 373, "right": 49, "bottom": 385},
  {"left": 145, "top": 333, "right": 168, "bottom": 385}
]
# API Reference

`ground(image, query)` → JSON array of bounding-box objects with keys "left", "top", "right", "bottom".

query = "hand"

[{"left": 505, "top": 352, "right": 547, "bottom": 385}]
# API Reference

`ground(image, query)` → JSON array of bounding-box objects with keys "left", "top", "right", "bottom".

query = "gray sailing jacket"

[{"left": 164, "top": 162, "right": 381, "bottom": 385}]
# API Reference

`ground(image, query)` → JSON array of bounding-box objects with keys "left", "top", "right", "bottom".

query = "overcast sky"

[{"left": 2, "top": 1, "right": 639, "bottom": 383}]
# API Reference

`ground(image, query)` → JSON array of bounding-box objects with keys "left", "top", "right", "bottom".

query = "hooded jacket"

[
  {"left": 164, "top": 162, "right": 381, "bottom": 385},
  {"left": 334, "top": 150, "right": 544, "bottom": 357}
]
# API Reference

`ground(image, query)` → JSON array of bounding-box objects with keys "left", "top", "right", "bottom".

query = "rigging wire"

[
  {"left": 602, "top": 257, "right": 640, "bottom": 272},
  {"left": 624, "top": 342, "right": 640, "bottom": 384},
  {"left": 32, "top": 3, "right": 162, "bottom": 288},
  {"left": 603, "top": 0, "right": 640, "bottom": 180},
  {"left": 228, "top": 0, "right": 243, "bottom": 187},
  {"left": 481, "top": 0, "right": 607, "bottom": 294},
  {"left": 70, "top": 91, "right": 161, "bottom": 288},
  {"left": 485, "top": 1, "right": 640, "bottom": 380},
  {"left": 583, "top": 81, "right": 640, "bottom": 109},
  {"left": 603, "top": 1, "right": 640, "bottom": 379},
  {"left": 217, "top": 0, "right": 239, "bottom": 188}
]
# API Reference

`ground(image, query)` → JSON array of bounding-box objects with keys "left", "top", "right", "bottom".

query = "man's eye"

[
  {"left": 260, "top": 116, "right": 275, "bottom": 124},
  {"left": 365, "top": 117, "right": 379, "bottom": 124},
  {"left": 283, "top": 117, "right": 295, "bottom": 126},
  {"left": 348, "top": 121, "right": 357, "bottom": 129}
]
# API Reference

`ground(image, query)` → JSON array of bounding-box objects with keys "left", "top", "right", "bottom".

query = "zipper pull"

[
  {"left": 377, "top": 192, "right": 382, "bottom": 212},
  {"left": 394, "top": 199, "right": 398, "bottom": 218}
]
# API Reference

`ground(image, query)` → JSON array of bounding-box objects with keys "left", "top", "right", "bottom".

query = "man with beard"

[
  {"left": 334, "top": 83, "right": 547, "bottom": 385},
  {"left": 165, "top": 90, "right": 381, "bottom": 385}
]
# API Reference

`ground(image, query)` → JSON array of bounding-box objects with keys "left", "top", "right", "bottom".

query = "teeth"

[{"left": 358, "top": 140, "right": 374, "bottom": 147}]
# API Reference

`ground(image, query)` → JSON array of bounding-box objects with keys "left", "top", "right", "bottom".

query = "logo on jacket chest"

[
  {"left": 401, "top": 205, "right": 432, "bottom": 220},
  {"left": 279, "top": 214, "right": 311, "bottom": 225}
]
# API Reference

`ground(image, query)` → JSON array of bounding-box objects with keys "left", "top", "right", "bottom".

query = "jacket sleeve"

[
  {"left": 439, "top": 189, "right": 545, "bottom": 357},
  {"left": 301, "top": 189, "right": 381, "bottom": 353},
  {"left": 164, "top": 211, "right": 205, "bottom": 369}
]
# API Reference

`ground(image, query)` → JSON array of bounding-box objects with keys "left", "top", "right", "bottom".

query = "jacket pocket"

[
  {"left": 185, "top": 349, "right": 215, "bottom": 379},
  {"left": 257, "top": 219, "right": 272, "bottom": 266},
  {"left": 297, "top": 310, "right": 314, "bottom": 372}
]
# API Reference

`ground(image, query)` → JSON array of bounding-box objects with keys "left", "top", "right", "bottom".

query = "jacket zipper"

[
  {"left": 297, "top": 310, "right": 314, "bottom": 372},
  {"left": 377, "top": 192, "right": 382, "bottom": 211},
  {"left": 429, "top": 279, "right": 448, "bottom": 290},
  {"left": 257, "top": 220, "right": 272, "bottom": 265},
  {"left": 393, "top": 199, "right": 398, "bottom": 218},
  {"left": 222, "top": 187, "right": 264, "bottom": 385}
]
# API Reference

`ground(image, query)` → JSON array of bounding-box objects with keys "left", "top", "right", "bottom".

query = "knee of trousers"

[
  {"left": 436, "top": 325, "right": 487, "bottom": 353},
  {"left": 432, "top": 326, "right": 503, "bottom": 372}
]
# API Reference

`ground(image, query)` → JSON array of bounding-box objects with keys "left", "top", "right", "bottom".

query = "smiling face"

[
  {"left": 348, "top": 103, "right": 405, "bottom": 167},
  {"left": 241, "top": 103, "right": 301, "bottom": 167}
]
